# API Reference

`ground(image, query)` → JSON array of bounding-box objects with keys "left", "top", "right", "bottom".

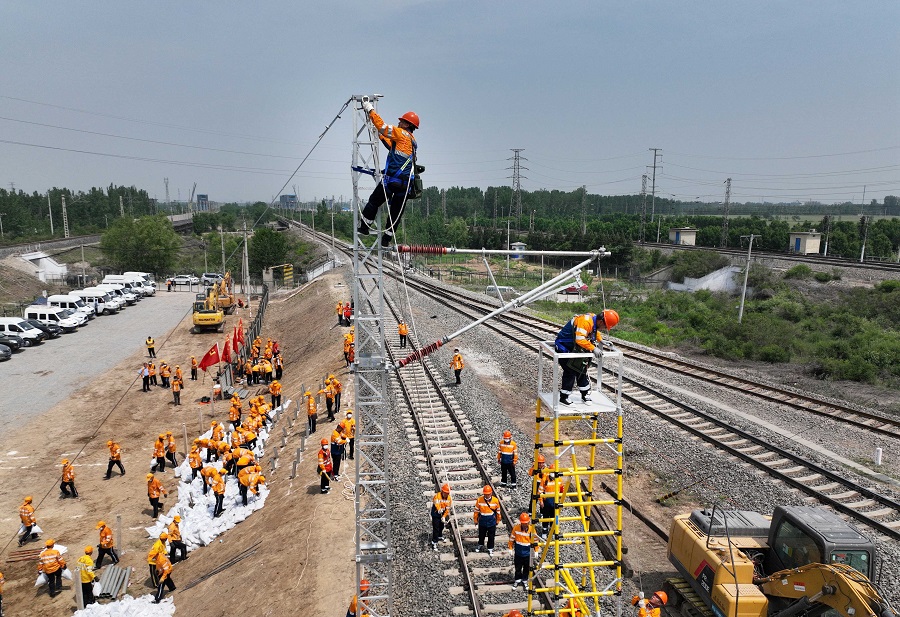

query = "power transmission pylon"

[
  {"left": 509, "top": 149, "right": 527, "bottom": 227},
  {"left": 649, "top": 148, "right": 662, "bottom": 222},
  {"left": 720, "top": 178, "right": 732, "bottom": 247},
  {"left": 639, "top": 175, "right": 648, "bottom": 244},
  {"left": 581, "top": 184, "right": 587, "bottom": 234},
  {"left": 164, "top": 178, "right": 170, "bottom": 212},
  {"left": 62, "top": 196, "right": 70, "bottom": 239},
  {"left": 350, "top": 94, "right": 393, "bottom": 617}
]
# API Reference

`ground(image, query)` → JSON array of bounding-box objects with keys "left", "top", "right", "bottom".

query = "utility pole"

[
  {"left": 859, "top": 216, "right": 869, "bottom": 263},
  {"left": 649, "top": 148, "right": 661, "bottom": 222},
  {"left": 119, "top": 195, "right": 124, "bottom": 217},
  {"left": 47, "top": 192, "right": 54, "bottom": 236},
  {"left": 62, "top": 196, "right": 70, "bottom": 238},
  {"left": 220, "top": 227, "right": 226, "bottom": 273},
  {"left": 508, "top": 149, "right": 526, "bottom": 229},
  {"left": 81, "top": 244, "right": 86, "bottom": 283},
  {"left": 331, "top": 197, "right": 335, "bottom": 251},
  {"left": 823, "top": 215, "right": 831, "bottom": 257},
  {"left": 720, "top": 178, "right": 732, "bottom": 248},
  {"left": 164, "top": 178, "right": 170, "bottom": 212},
  {"left": 0, "top": 213, "right": 5, "bottom": 239},
  {"left": 580, "top": 185, "right": 587, "bottom": 234},
  {"left": 492, "top": 190, "right": 497, "bottom": 229},
  {"left": 441, "top": 189, "right": 446, "bottom": 218},
  {"left": 738, "top": 234, "right": 757, "bottom": 323},
  {"left": 639, "top": 174, "right": 648, "bottom": 244},
  {"left": 506, "top": 220, "right": 511, "bottom": 275},
  {"left": 242, "top": 220, "right": 252, "bottom": 320}
]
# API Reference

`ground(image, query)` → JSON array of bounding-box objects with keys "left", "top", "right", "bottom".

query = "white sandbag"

[
  {"left": 73, "top": 593, "right": 175, "bottom": 616},
  {"left": 93, "top": 581, "right": 102, "bottom": 595},
  {"left": 18, "top": 523, "right": 43, "bottom": 535},
  {"left": 62, "top": 568, "right": 73, "bottom": 580},
  {"left": 35, "top": 573, "right": 48, "bottom": 587}
]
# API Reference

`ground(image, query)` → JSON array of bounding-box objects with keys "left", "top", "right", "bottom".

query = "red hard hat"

[
  {"left": 508, "top": 611, "right": 523, "bottom": 617},
  {"left": 503, "top": 430, "right": 512, "bottom": 439},
  {"left": 602, "top": 309, "right": 620, "bottom": 330},
  {"left": 518, "top": 512, "right": 530, "bottom": 523},
  {"left": 360, "top": 579, "right": 371, "bottom": 592},
  {"left": 537, "top": 454, "right": 546, "bottom": 463},
  {"left": 482, "top": 485, "right": 492, "bottom": 496},
  {"left": 320, "top": 438, "right": 329, "bottom": 446},
  {"left": 441, "top": 483, "right": 451, "bottom": 493},
  {"left": 399, "top": 111, "right": 420, "bottom": 129},
  {"left": 653, "top": 591, "right": 668, "bottom": 605}
]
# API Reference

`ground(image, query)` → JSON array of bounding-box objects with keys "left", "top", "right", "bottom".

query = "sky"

[{"left": 2, "top": 1, "right": 898, "bottom": 207}]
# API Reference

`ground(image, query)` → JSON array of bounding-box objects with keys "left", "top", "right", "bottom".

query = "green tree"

[
  {"left": 248, "top": 228, "right": 288, "bottom": 275},
  {"left": 100, "top": 215, "right": 181, "bottom": 275}
]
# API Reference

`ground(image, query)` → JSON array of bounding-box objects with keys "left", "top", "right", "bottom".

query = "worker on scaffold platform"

[
  {"left": 356, "top": 98, "right": 421, "bottom": 248},
  {"left": 553, "top": 309, "right": 619, "bottom": 405}
]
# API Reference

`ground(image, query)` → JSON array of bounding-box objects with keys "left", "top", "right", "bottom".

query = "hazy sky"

[{"left": 3, "top": 1, "right": 898, "bottom": 206}]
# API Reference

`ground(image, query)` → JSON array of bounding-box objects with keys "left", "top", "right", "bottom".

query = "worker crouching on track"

[
  {"left": 473, "top": 485, "right": 501, "bottom": 555},
  {"left": 509, "top": 512, "right": 538, "bottom": 590},
  {"left": 553, "top": 310, "right": 619, "bottom": 405},
  {"left": 632, "top": 591, "right": 667, "bottom": 617},
  {"left": 318, "top": 438, "right": 333, "bottom": 494},
  {"left": 431, "top": 483, "right": 452, "bottom": 550}
]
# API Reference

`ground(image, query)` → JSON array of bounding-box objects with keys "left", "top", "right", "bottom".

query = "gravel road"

[{"left": 0, "top": 290, "right": 194, "bottom": 423}]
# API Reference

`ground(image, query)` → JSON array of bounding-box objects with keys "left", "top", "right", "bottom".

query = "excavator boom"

[{"left": 758, "top": 563, "right": 894, "bottom": 617}]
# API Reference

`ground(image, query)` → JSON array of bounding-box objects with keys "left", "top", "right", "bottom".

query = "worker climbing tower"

[
  {"left": 350, "top": 94, "right": 393, "bottom": 617},
  {"left": 530, "top": 340, "right": 625, "bottom": 617}
]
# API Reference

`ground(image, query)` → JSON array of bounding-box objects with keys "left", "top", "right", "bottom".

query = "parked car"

[
  {"left": 0, "top": 333, "right": 24, "bottom": 351},
  {"left": 172, "top": 274, "right": 199, "bottom": 285},
  {"left": 23, "top": 305, "right": 80, "bottom": 332},
  {"left": 23, "top": 319, "right": 63, "bottom": 338},
  {"left": 0, "top": 317, "right": 46, "bottom": 346},
  {"left": 562, "top": 283, "right": 589, "bottom": 295},
  {"left": 0, "top": 343, "right": 11, "bottom": 361},
  {"left": 201, "top": 272, "right": 224, "bottom": 285}
]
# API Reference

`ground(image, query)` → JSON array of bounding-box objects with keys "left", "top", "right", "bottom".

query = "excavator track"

[{"left": 665, "top": 578, "right": 715, "bottom": 617}]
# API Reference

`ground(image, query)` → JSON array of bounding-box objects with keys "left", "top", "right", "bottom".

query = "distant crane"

[{"left": 188, "top": 182, "right": 197, "bottom": 215}]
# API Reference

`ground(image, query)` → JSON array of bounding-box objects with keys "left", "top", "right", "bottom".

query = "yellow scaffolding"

[{"left": 528, "top": 341, "right": 624, "bottom": 617}]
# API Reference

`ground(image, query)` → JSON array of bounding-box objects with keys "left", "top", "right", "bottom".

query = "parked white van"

[
  {"left": 96, "top": 283, "right": 138, "bottom": 305},
  {"left": 72, "top": 288, "right": 122, "bottom": 315},
  {"left": 108, "top": 275, "right": 155, "bottom": 297},
  {"left": 124, "top": 272, "right": 157, "bottom": 291},
  {"left": 23, "top": 305, "right": 80, "bottom": 332},
  {"left": 0, "top": 317, "right": 47, "bottom": 346},
  {"left": 47, "top": 294, "right": 96, "bottom": 321}
]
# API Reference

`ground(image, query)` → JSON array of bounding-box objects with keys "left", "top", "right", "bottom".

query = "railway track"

[
  {"left": 357, "top": 271, "right": 544, "bottom": 616},
  {"left": 300, "top": 223, "right": 900, "bottom": 541}
]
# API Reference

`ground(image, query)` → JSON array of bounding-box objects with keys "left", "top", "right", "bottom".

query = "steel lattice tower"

[
  {"left": 351, "top": 94, "right": 393, "bottom": 617},
  {"left": 639, "top": 174, "right": 648, "bottom": 244},
  {"left": 509, "top": 148, "right": 526, "bottom": 222}
]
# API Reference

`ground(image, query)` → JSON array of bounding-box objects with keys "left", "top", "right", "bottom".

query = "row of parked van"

[{"left": 0, "top": 272, "right": 156, "bottom": 360}]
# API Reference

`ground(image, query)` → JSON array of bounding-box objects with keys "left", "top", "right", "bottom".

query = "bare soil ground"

[{"left": 0, "top": 268, "right": 356, "bottom": 616}]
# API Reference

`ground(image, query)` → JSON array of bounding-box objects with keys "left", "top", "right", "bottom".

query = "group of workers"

[
  {"left": 336, "top": 300, "right": 354, "bottom": 327},
  {"left": 137, "top": 359, "right": 185, "bottom": 402},
  {"left": 316, "top": 408, "right": 356, "bottom": 493}
]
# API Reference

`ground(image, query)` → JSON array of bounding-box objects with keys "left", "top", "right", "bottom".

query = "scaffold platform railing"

[{"left": 529, "top": 340, "right": 625, "bottom": 617}]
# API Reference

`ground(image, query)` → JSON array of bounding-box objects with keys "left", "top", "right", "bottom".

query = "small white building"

[
  {"left": 20, "top": 251, "right": 68, "bottom": 283},
  {"left": 668, "top": 228, "right": 698, "bottom": 246},
  {"left": 788, "top": 231, "right": 821, "bottom": 255},
  {"left": 510, "top": 241, "right": 527, "bottom": 259}
]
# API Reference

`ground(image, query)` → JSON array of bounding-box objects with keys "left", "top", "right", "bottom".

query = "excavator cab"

[{"left": 764, "top": 507, "right": 874, "bottom": 579}]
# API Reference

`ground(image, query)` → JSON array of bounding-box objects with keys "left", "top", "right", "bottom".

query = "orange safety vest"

[
  {"left": 167, "top": 437, "right": 177, "bottom": 453},
  {"left": 191, "top": 357, "right": 198, "bottom": 368},
  {"left": 99, "top": 526, "right": 114, "bottom": 548},
  {"left": 398, "top": 323, "right": 408, "bottom": 336},
  {"left": 148, "top": 478, "right": 166, "bottom": 498},
  {"left": 318, "top": 448, "right": 332, "bottom": 473},
  {"left": 432, "top": 493, "right": 452, "bottom": 518},
  {"left": 509, "top": 524, "right": 537, "bottom": 550},
  {"left": 167, "top": 521, "right": 181, "bottom": 542},
  {"left": 451, "top": 354, "right": 464, "bottom": 370},
  {"left": 19, "top": 503, "right": 35, "bottom": 524},
  {"left": 39, "top": 548, "right": 64, "bottom": 573},
  {"left": 153, "top": 441, "right": 165, "bottom": 457},
  {"left": 62, "top": 463, "right": 75, "bottom": 482},
  {"left": 109, "top": 442, "right": 122, "bottom": 460},
  {"left": 342, "top": 418, "right": 356, "bottom": 438},
  {"left": 155, "top": 554, "right": 173, "bottom": 580},
  {"left": 172, "top": 380, "right": 181, "bottom": 393},
  {"left": 212, "top": 476, "right": 225, "bottom": 495},
  {"left": 473, "top": 495, "right": 501, "bottom": 525},
  {"left": 307, "top": 397, "right": 317, "bottom": 416},
  {"left": 497, "top": 439, "right": 518, "bottom": 464},
  {"left": 189, "top": 450, "right": 203, "bottom": 469}
]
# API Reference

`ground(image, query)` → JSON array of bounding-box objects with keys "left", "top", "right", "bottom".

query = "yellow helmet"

[{"left": 146, "top": 473, "right": 155, "bottom": 480}]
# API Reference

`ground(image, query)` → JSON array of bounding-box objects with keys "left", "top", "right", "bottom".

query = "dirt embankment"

[{"left": 0, "top": 268, "right": 356, "bottom": 616}]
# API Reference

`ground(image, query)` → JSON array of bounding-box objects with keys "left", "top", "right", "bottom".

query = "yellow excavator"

[
  {"left": 191, "top": 282, "right": 225, "bottom": 333},
  {"left": 666, "top": 505, "right": 895, "bottom": 617},
  {"left": 215, "top": 272, "right": 236, "bottom": 315}
]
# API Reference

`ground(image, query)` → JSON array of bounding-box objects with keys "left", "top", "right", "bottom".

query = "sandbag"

[
  {"left": 61, "top": 568, "right": 73, "bottom": 581},
  {"left": 34, "top": 573, "right": 48, "bottom": 587},
  {"left": 93, "top": 581, "right": 102, "bottom": 595}
]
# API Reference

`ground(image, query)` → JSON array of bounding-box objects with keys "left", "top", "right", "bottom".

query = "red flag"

[
  {"left": 232, "top": 326, "right": 240, "bottom": 352},
  {"left": 237, "top": 319, "right": 245, "bottom": 344},
  {"left": 222, "top": 339, "right": 232, "bottom": 363},
  {"left": 198, "top": 342, "right": 220, "bottom": 372}
]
